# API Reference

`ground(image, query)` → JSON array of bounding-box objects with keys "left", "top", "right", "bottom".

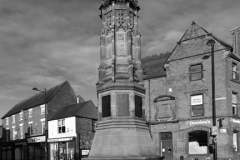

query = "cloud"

[{"left": 1, "top": 0, "right": 240, "bottom": 121}]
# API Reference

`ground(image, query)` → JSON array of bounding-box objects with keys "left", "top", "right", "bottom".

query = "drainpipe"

[{"left": 148, "top": 79, "right": 152, "bottom": 138}]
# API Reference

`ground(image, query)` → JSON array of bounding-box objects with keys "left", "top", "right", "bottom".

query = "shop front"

[
  {"left": 48, "top": 137, "right": 76, "bottom": 160},
  {"left": 14, "top": 140, "right": 28, "bottom": 160},
  {"left": 0, "top": 142, "right": 14, "bottom": 160},
  {"left": 27, "top": 135, "right": 46, "bottom": 160}
]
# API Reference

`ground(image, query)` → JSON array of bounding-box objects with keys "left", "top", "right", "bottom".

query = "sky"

[{"left": 0, "top": 0, "right": 240, "bottom": 124}]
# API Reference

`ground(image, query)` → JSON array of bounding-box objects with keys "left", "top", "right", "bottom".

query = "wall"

[
  {"left": 48, "top": 117, "right": 77, "bottom": 139},
  {"left": 76, "top": 117, "right": 95, "bottom": 149}
]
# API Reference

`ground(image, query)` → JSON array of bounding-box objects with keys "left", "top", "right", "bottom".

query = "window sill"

[{"left": 231, "top": 79, "right": 240, "bottom": 84}]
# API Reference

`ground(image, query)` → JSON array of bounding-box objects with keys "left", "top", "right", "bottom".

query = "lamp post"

[
  {"left": 33, "top": 87, "right": 48, "bottom": 160},
  {"left": 206, "top": 39, "right": 217, "bottom": 160}
]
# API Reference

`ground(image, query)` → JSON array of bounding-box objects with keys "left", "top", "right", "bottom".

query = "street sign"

[{"left": 211, "top": 126, "right": 218, "bottom": 136}]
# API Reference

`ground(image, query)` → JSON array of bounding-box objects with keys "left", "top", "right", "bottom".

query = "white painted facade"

[{"left": 48, "top": 116, "right": 77, "bottom": 139}]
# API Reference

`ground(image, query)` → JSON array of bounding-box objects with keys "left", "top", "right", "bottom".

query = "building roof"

[
  {"left": 49, "top": 100, "right": 98, "bottom": 121},
  {"left": 2, "top": 81, "right": 70, "bottom": 119},
  {"left": 141, "top": 52, "right": 171, "bottom": 80},
  {"left": 168, "top": 21, "right": 232, "bottom": 62}
]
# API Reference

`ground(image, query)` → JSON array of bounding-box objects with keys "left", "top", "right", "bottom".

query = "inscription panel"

[{"left": 117, "top": 94, "right": 129, "bottom": 116}]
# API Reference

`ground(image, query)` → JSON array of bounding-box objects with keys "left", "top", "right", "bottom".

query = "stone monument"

[{"left": 85, "top": 0, "right": 162, "bottom": 159}]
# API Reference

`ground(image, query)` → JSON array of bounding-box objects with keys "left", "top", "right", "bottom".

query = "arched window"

[{"left": 188, "top": 130, "right": 208, "bottom": 155}]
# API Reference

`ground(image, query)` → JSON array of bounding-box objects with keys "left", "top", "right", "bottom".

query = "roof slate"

[
  {"left": 141, "top": 52, "right": 171, "bottom": 80},
  {"left": 49, "top": 100, "right": 98, "bottom": 121},
  {"left": 2, "top": 81, "right": 70, "bottom": 119}
]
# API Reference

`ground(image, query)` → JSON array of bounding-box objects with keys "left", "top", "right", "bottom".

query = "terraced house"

[
  {"left": 142, "top": 22, "right": 240, "bottom": 160},
  {"left": 0, "top": 81, "right": 77, "bottom": 160}
]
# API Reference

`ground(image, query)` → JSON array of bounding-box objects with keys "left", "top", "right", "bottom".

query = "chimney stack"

[
  {"left": 231, "top": 26, "right": 240, "bottom": 56},
  {"left": 76, "top": 95, "right": 84, "bottom": 103}
]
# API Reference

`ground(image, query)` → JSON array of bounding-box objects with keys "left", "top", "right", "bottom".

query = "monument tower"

[{"left": 86, "top": 0, "right": 160, "bottom": 159}]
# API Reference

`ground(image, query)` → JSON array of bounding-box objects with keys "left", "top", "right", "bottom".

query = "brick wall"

[{"left": 76, "top": 117, "right": 95, "bottom": 149}]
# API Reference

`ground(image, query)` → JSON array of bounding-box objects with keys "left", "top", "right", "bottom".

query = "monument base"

[
  {"left": 83, "top": 157, "right": 164, "bottom": 160},
  {"left": 84, "top": 119, "right": 164, "bottom": 160}
]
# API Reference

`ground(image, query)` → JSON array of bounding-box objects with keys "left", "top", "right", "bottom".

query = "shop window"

[
  {"left": 102, "top": 95, "right": 111, "bottom": 118},
  {"left": 40, "top": 105, "right": 45, "bottom": 115},
  {"left": 232, "top": 92, "right": 238, "bottom": 115},
  {"left": 135, "top": 95, "right": 142, "bottom": 117},
  {"left": 5, "top": 117, "right": 9, "bottom": 125},
  {"left": 191, "top": 94, "right": 204, "bottom": 116},
  {"left": 58, "top": 119, "right": 66, "bottom": 133},
  {"left": 29, "top": 109, "right": 33, "bottom": 118},
  {"left": 189, "top": 130, "right": 208, "bottom": 155},
  {"left": 232, "top": 62, "right": 239, "bottom": 80},
  {"left": 12, "top": 115, "right": 15, "bottom": 123},
  {"left": 233, "top": 132, "right": 239, "bottom": 152},
  {"left": 50, "top": 142, "right": 75, "bottom": 160},
  {"left": 19, "top": 111, "right": 23, "bottom": 121},
  {"left": 189, "top": 64, "right": 203, "bottom": 81}
]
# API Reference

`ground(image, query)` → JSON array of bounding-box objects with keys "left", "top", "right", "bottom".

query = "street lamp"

[
  {"left": 33, "top": 87, "right": 48, "bottom": 160},
  {"left": 206, "top": 39, "right": 217, "bottom": 160}
]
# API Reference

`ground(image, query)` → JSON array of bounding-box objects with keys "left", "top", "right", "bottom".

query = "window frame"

[
  {"left": 12, "top": 126, "right": 16, "bottom": 140},
  {"left": 29, "top": 121, "right": 33, "bottom": 135},
  {"left": 188, "top": 130, "right": 209, "bottom": 155},
  {"left": 12, "top": 115, "right": 15, "bottom": 123},
  {"left": 232, "top": 92, "right": 238, "bottom": 115},
  {"left": 58, "top": 119, "right": 66, "bottom": 134},
  {"left": 19, "top": 123, "right": 23, "bottom": 139},
  {"left": 92, "top": 119, "right": 97, "bottom": 132},
  {"left": 19, "top": 111, "right": 23, "bottom": 121},
  {"left": 40, "top": 105, "right": 45, "bottom": 115},
  {"left": 190, "top": 94, "right": 204, "bottom": 117},
  {"left": 41, "top": 118, "right": 46, "bottom": 134},
  {"left": 232, "top": 62, "right": 238, "bottom": 80},
  {"left": 189, "top": 63, "right": 203, "bottom": 81},
  {"left": 29, "top": 109, "right": 33, "bottom": 118},
  {"left": 5, "top": 117, "right": 9, "bottom": 125},
  {"left": 233, "top": 132, "right": 239, "bottom": 152}
]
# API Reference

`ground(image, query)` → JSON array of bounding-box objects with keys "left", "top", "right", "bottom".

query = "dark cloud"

[{"left": 0, "top": 0, "right": 240, "bottom": 122}]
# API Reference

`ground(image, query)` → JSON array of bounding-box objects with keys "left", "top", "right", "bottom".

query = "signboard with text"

[
  {"left": 27, "top": 136, "right": 46, "bottom": 143},
  {"left": 191, "top": 95, "right": 203, "bottom": 105}
]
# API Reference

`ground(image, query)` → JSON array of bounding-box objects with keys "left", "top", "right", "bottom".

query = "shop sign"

[
  {"left": 230, "top": 118, "right": 240, "bottom": 124},
  {"left": 48, "top": 137, "right": 73, "bottom": 142},
  {"left": 27, "top": 136, "right": 46, "bottom": 143},
  {"left": 185, "top": 119, "right": 211, "bottom": 126},
  {"left": 191, "top": 95, "right": 202, "bottom": 105},
  {"left": 82, "top": 150, "right": 90, "bottom": 155},
  {"left": 220, "top": 128, "right": 227, "bottom": 133}
]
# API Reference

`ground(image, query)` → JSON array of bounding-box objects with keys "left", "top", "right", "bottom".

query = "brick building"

[
  {"left": 48, "top": 100, "right": 98, "bottom": 160},
  {"left": 0, "top": 81, "right": 77, "bottom": 160},
  {"left": 142, "top": 22, "right": 240, "bottom": 160}
]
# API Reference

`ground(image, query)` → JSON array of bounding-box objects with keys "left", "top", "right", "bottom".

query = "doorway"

[{"left": 160, "top": 132, "right": 173, "bottom": 160}]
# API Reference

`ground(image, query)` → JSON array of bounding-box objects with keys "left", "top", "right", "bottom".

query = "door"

[{"left": 160, "top": 132, "right": 173, "bottom": 160}]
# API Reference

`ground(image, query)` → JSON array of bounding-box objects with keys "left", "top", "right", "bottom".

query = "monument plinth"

[{"left": 84, "top": 0, "right": 163, "bottom": 159}]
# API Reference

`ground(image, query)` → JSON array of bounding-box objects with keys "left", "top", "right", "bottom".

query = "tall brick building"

[
  {"left": 142, "top": 22, "right": 240, "bottom": 160},
  {"left": 0, "top": 81, "right": 77, "bottom": 160}
]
